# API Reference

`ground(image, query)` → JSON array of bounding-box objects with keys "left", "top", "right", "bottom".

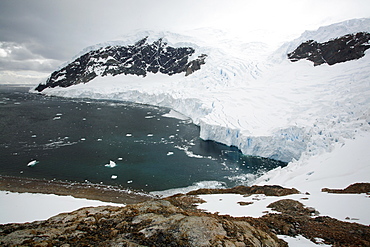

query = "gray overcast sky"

[{"left": 1, "top": 0, "right": 370, "bottom": 84}]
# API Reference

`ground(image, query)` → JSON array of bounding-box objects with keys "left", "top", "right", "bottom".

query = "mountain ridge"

[{"left": 35, "top": 37, "right": 207, "bottom": 92}]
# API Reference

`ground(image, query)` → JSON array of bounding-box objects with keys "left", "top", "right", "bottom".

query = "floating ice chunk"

[
  {"left": 105, "top": 160, "right": 117, "bottom": 168},
  {"left": 27, "top": 160, "right": 38, "bottom": 167},
  {"left": 167, "top": 152, "right": 174, "bottom": 156},
  {"left": 97, "top": 138, "right": 102, "bottom": 141},
  {"left": 111, "top": 175, "right": 117, "bottom": 179},
  {"left": 126, "top": 133, "right": 132, "bottom": 137},
  {"left": 162, "top": 109, "right": 190, "bottom": 120},
  {"left": 31, "top": 135, "right": 37, "bottom": 138},
  {"left": 127, "top": 180, "right": 133, "bottom": 184},
  {"left": 53, "top": 116, "right": 61, "bottom": 120},
  {"left": 175, "top": 145, "right": 205, "bottom": 159},
  {"left": 145, "top": 115, "right": 155, "bottom": 119},
  {"left": 147, "top": 133, "right": 154, "bottom": 137},
  {"left": 150, "top": 181, "right": 226, "bottom": 197},
  {"left": 56, "top": 113, "right": 63, "bottom": 116},
  {"left": 80, "top": 138, "right": 86, "bottom": 141},
  {"left": 118, "top": 157, "right": 123, "bottom": 160}
]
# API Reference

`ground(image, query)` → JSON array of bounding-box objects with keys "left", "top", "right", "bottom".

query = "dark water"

[{"left": 0, "top": 85, "right": 286, "bottom": 193}]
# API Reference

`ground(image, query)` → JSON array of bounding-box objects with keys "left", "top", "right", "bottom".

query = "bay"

[{"left": 0, "top": 85, "right": 286, "bottom": 193}]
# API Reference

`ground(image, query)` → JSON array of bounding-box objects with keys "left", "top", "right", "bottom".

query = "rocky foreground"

[{"left": 1, "top": 184, "right": 370, "bottom": 246}]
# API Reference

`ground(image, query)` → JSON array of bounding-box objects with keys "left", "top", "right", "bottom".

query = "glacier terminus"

[{"left": 33, "top": 18, "right": 370, "bottom": 190}]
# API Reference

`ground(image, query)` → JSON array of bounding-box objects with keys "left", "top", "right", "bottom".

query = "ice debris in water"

[
  {"left": 105, "top": 160, "right": 117, "bottom": 168},
  {"left": 27, "top": 160, "right": 39, "bottom": 167},
  {"left": 111, "top": 175, "right": 118, "bottom": 179}
]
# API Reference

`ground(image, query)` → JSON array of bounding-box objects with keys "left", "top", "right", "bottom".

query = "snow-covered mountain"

[
  {"left": 34, "top": 37, "right": 207, "bottom": 92},
  {"left": 33, "top": 19, "right": 370, "bottom": 190}
]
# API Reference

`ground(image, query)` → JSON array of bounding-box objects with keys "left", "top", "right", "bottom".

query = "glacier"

[{"left": 35, "top": 19, "right": 370, "bottom": 190}]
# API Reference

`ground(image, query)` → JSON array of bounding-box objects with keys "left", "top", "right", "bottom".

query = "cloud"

[
  {"left": 0, "top": 70, "right": 49, "bottom": 85},
  {"left": 0, "top": 42, "right": 61, "bottom": 72}
]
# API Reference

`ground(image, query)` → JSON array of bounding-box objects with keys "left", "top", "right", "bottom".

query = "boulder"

[{"left": 0, "top": 200, "right": 283, "bottom": 247}]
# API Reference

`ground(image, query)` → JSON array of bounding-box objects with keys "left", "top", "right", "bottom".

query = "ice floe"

[{"left": 105, "top": 160, "right": 117, "bottom": 168}]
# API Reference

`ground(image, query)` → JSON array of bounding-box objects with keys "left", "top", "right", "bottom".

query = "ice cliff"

[{"left": 34, "top": 19, "right": 370, "bottom": 164}]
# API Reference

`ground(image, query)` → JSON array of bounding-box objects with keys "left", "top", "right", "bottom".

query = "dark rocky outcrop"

[
  {"left": 0, "top": 200, "right": 284, "bottom": 247},
  {"left": 260, "top": 199, "right": 370, "bottom": 246},
  {"left": 186, "top": 185, "right": 300, "bottom": 197},
  {"left": 322, "top": 182, "right": 370, "bottom": 194},
  {"left": 35, "top": 37, "right": 207, "bottom": 92},
  {"left": 288, "top": 32, "right": 370, "bottom": 66},
  {"left": 267, "top": 199, "right": 319, "bottom": 217},
  {"left": 185, "top": 53, "right": 207, "bottom": 76}
]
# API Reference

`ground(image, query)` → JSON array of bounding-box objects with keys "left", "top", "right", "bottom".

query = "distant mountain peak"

[
  {"left": 35, "top": 37, "right": 207, "bottom": 92},
  {"left": 288, "top": 32, "right": 370, "bottom": 66}
]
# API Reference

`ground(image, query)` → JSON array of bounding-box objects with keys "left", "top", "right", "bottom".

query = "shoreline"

[{"left": 0, "top": 175, "right": 154, "bottom": 205}]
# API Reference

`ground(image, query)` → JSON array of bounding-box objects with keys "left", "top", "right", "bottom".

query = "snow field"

[
  {"left": 277, "top": 235, "right": 331, "bottom": 247},
  {"left": 0, "top": 191, "right": 123, "bottom": 224},
  {"left": 197, "top": 191, "right": 370, "bottom": 225}
]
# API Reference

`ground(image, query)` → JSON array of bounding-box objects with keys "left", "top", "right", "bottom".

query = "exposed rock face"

[
  {"left": 185, "top": 53, "right": 207, "bottom": 76},
  {"left": 288, "top": 32, "right": 370, "bottom": 66},
  {"left": 0, "top": 200, "right": 284, "bottom": 247},
  {"left": 35, "top": 37, "right": 207, "bottom": 92}
]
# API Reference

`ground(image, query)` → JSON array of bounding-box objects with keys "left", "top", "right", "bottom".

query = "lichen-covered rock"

[
  {"left": 287, "top": 32, "right": 370, "bottom": 66},
  {"left": 35, "top": 37, "right": 207, "bottom": 92},
  {"left": 267, "top": 199, "right": 319, "bottom": 216},
  {"left": 0, "top": 200, "right": 284, "bottom": 247}
]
